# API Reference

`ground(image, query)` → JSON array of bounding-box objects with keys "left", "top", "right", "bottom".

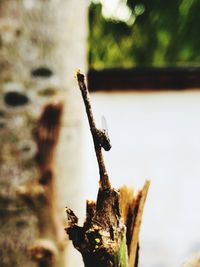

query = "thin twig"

[{"left": 76, "top": 71, "right": 111, "bottom": 191}]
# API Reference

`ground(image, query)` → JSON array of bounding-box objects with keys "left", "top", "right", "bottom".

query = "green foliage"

[{"left": 89, "top": 1, "right": 200, "bottom": 69}]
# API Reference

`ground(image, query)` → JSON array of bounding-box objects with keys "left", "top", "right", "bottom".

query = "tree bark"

[{"left": 0, "top": 1, "right": 87, "bottom": 267}]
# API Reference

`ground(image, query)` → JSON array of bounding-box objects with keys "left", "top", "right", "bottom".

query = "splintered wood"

[{"left": 120, "top": 181, "right": 150, "bottom": 267}]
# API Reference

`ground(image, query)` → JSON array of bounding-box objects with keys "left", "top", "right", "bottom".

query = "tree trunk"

[{"left": 0, "top": 1, "right": 87, "bottom": 267}]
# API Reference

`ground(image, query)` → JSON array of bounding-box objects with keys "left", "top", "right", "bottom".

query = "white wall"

[{"left": 82, "top": 90, "right": 200, "bottom": 267}]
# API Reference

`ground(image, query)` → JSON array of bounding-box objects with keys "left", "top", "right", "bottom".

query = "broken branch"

[
  {"left": 65, "top": 71, "right": 150, "bottom": 267},
  {"left": 76, "top": 71, "right": 111, "bottom": 191}
]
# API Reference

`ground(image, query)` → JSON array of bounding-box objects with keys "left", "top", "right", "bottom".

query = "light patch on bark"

[{"left": 181, "top": 253, "right": 200, "bottom": 267}]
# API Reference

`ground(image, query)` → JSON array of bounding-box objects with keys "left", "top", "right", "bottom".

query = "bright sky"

[{"left": 91, "top": 0, "right": 132, "bottom": 22}]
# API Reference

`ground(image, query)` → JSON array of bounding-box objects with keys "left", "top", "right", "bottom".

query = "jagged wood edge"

[{"left": 129, "top": 181, "right": 150, "bottom": 267}]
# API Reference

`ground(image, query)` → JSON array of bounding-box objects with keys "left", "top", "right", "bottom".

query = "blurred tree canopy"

[{"left": 89, "top": 0, "right": 200, "bottom": 69}]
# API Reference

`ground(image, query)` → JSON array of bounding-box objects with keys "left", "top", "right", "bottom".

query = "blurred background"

[
  {"left": 89, "top": 0, "right": 200, "bottom": 68},
  {"left": 84, "top": 1, "right": 200, "bottom": 267}
]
